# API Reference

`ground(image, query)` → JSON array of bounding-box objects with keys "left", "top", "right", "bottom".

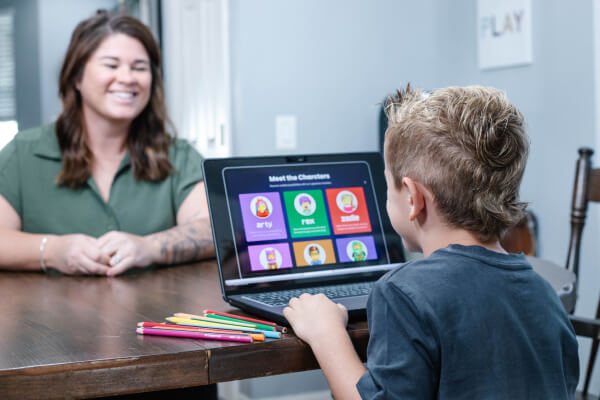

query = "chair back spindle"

[
  {"left": 566, "top": 148, "right": 594, "bottom": 282},
  {"left": 564, "top": 147, "right": 600, "bottom": 396}
]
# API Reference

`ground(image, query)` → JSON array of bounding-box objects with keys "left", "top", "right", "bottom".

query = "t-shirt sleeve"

[
  {"left": 0, "top": 140, "right": 21, "bottom": 216},
  {"left": 171, "top": 139, "right": 204, "bottom": 212},
  {"left": 356, "top": 281, "right": 439, "bottom": 399}
]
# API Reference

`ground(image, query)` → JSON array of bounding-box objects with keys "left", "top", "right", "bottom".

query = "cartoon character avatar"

[
  {"left": 350, "top": 241, "right": 366, "bottom": 261},
  {"left": 255, "top": 198, "right": 270, "bottom": 218},
  {"left": 298, "top": 195, "right": 313, "bottom": 215},
  {"left": 265, "top": 248, "right": 279, "bottom": 269},
  {"left": 308, "top": 245, "right": 323, "bottom": 265},
  {"left": 341, "top": 193, "right": 356, "bottom": 212}
]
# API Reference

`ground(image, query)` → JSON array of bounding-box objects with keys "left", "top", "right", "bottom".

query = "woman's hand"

[
  {"left": 283, "top": 293, "right": 349, "bottom": 347},
  {"left": 97, "top": 231, "right": 155, "bottom": 276},
  {"left": 45, "top": 234, "right": 111, "bottom": 275}
]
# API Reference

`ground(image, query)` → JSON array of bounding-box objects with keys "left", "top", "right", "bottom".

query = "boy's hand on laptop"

[{"left": 284, "top": 293, "right": 348, "bottom": 346}]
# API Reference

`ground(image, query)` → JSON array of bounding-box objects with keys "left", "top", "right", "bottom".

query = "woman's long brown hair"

[{"left": 56, "top": 10, "right": 172, "bottom": 187}]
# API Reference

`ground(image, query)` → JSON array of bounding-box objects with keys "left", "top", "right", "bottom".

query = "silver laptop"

[{"left": 202, "top": 152, "right": 405, "bottom": 326}]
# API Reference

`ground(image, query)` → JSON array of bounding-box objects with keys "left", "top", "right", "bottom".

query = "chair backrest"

[
  {"left": 566, "top": 148, "right": 600, "bottom": 284},
  {"left": 566, "top": 147, "right": 600, "bottom": 396},
  {"left": 500, "top": 210, "right": 537, "bottom": 256}
]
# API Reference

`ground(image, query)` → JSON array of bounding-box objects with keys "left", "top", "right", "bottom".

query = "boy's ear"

[{"left": 401, "top": 177, "right": 426, "bottom": 221}]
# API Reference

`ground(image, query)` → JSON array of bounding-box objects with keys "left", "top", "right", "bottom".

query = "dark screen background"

[{"left": 223, "top": 162, "right": 389, "bottom": 280}]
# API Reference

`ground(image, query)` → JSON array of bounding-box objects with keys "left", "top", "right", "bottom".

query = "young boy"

[{"left": 283, "top": 86, "right": 579, "bottom": 399}]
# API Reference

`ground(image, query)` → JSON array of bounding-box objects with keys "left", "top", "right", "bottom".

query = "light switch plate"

[{"left": 275, "top": 115, "right": 297, "bottom": 150}]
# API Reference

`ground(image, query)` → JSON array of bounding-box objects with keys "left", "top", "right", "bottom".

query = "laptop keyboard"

[{"left": 242, "top": 281, "right": 375, "bottom": 307}]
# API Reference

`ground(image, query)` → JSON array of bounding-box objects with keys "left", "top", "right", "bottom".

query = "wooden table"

[
  {"left": 0, "top": 257, "right": 576, "bottom": 399},
  {"left": 0, "top": 261, "right": 369, "bottom": 399}
]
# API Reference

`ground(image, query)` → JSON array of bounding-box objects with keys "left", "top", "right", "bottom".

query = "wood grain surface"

[{"left": 0, "top": 261, "right": 369, "bottom": 399}]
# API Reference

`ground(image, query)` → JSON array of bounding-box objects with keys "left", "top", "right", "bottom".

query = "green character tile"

[{"left": 283, "top": 190, "right": 331, "bottom": 238}]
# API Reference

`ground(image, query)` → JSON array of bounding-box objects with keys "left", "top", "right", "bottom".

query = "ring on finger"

[{"left": 111, "top": 253, "right": 121, "bottom": 265}]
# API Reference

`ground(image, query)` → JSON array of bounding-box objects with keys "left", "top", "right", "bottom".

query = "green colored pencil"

[{"left": 204, "top": 313, "right": 276, "bottom": 332}]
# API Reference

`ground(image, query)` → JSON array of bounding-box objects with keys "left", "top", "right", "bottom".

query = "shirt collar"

[
  {"left": 33, "top": 123, "right": 62, "bottom": 160},
  {"left": 116, "top": 151, "right": 131, "bottom": 174},
  {"left": 32, "top": 123, "right": 133, "bottom": 172}
]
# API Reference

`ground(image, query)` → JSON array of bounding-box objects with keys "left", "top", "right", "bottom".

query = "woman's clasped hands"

[{"left": 44, "top": 231, "right": 155, "bottom": 276}]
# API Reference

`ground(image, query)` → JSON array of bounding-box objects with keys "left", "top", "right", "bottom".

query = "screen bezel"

[{"left": 202, "top": 152, "right": 405, "bottom": 296}]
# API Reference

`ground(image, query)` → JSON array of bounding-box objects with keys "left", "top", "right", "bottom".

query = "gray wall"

[
  {"left": 37, "top": 0, "right": 117, "bottom": 124},
  {"left": 230, "top": 0, "right": 600, "bottom": 395},
  {"left": 229, "top": 0, "right": 439, "bottom": 156}
]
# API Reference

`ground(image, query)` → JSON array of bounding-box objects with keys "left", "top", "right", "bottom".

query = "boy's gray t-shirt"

[{"left": 356, "top": 244, "right": 579, "bottom": 400}]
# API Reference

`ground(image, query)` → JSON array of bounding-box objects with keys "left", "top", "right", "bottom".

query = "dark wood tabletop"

[
  {"left": 0, "top": 261, "right": 368, "bottom": 400},
  {"left": 0, "top": 256, "right": 575, "bottom": 399}
]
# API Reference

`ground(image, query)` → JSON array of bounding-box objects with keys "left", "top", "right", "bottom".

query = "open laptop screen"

[{"left": 219, "top": 160, "right": 393, "bottom": 287}]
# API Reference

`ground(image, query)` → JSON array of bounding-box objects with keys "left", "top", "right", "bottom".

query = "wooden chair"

[
  {"left": 500, "top": 210, "right": 537, "bottom": 256},
  {"left": 566, "top": 148, "right": 600, "bottom": 396}
]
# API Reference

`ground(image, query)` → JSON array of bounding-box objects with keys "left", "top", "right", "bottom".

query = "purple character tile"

[
  {"left": 239, "top": 192, "right": 287, "bottom": 242},
  {"left": 335, "top": 236, "right": 377, "bottom": 262},
  {"left": 247, "top": 243, "right": 293, "bottom": 271}
]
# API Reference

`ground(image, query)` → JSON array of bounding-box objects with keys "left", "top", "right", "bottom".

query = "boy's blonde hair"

[{"left": 384, "top": 85, "right": 529, "bottom": 242}]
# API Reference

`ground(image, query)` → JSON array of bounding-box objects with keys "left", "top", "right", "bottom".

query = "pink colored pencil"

[
  {"left": 136, "top": 327, "right": 253, "bottom": 343},
  {"left": 137, "top": 322, "right": 265, "bottom": 341},
  {"left": 138, "top": 321, "right": 243, "bottom": 332}
]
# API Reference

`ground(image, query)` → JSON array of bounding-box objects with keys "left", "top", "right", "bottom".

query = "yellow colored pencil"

[{"left": 174, "top": 312, "right": 257, "bottom": 328}]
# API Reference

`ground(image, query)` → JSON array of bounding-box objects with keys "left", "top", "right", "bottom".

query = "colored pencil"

[
  {"left": 136, "top": 327, "right": 253, "bottom": 343},
  {"left": 166, "top": 317, "right": 281, "bottom": 339},
  {"left": 137, "top": 322, "right": 265, "bottom": 341},
  {"left": 174, "top": 313, "right": 258, "bottom": 329},
  {"left": 143, "top": 326, "right": 263, "bottom": 341},
  {"left": 203, "top": 314, "right": 278, "bottom": 332},
  {"left": 203, "top": 309, "right": 275, "bottom": 325},
  {"left": 138, "top": 325, "right": 260, "bottom": 341},
  {"left": 204, "top": 309, "right": 287, "bottom": 333}
]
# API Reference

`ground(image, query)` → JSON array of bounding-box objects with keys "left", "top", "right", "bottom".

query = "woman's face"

[{"left": 77, "top": 33, "right": 152, "bottom": 126}]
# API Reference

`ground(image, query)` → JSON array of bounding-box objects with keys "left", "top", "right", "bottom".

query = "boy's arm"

[
  {"left": 284, "top": 293, "right": 366, "bottom": 400},
  {"left": 310, "top": 330, "right": 367, "bottom": 400}
]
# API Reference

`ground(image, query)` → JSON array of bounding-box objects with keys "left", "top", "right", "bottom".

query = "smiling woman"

[
  {"left": 77, "top": 34, "right": 152, "bottom": 138},
  {"left": 0, "top": 10, "right": 215, "bottom": 276}
]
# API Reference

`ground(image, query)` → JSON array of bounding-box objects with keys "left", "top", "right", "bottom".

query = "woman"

[{"left": 0, "top": 10, "right": 214, "bottom": 276}]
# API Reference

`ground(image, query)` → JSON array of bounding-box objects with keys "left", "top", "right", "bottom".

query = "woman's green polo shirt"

[{"left": 0, "top": 124, "right": 204, "bottom": 237}]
